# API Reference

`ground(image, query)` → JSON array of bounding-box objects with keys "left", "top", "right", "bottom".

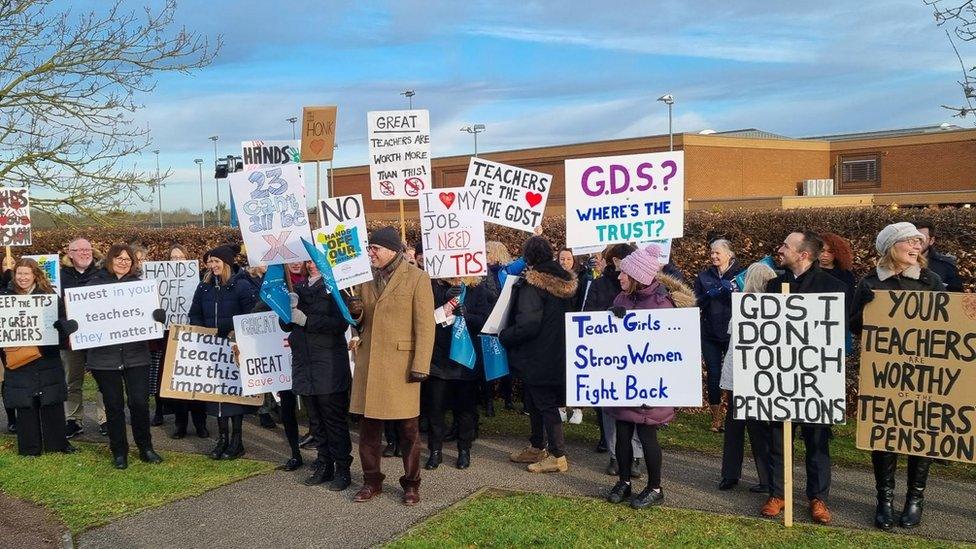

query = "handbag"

[
  {"left": 5, "top": 346, "right": 42, "bottom": 370},
  {"left": 480, "top": 335, "right": 510, "bottom": 381}
]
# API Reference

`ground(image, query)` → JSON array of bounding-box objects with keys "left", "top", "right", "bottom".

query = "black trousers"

[
  {"left": 423, "top": 377, "right": 478, "bottom": 451},
  {"left": 15, "top": 398, "right": 68, "bottom": 456},
  {"left": 523, "top": 384, "right": 565, "bottom": 457},
  {"left": 768, "top": 422, "right": 831, "bottom": 500},
  {"left": 91, "top": 366, "right": 153, "bottom": 457},
  {"left": 172, "top": 399, "right": 207, "bottom": 431},
  {"left": 615, "top": 421, "right": 662, "bottom": 488},
  {"left": 304, "top": 391, "right": 352, "bottom": 469},
  {"left": 277, "top": 390, "right": 300, "bottom": 458},
  {"left": 721, "top": 391, "right": 772, "bottom": 486},
  {"left": 701, "top": 337, "right": 728, "bottom": 405}
]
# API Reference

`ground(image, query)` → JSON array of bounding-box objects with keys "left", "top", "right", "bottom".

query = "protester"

[
  {"left": 481, "top": 240, "right": 526, "bottom": 415},
  {"left": 556, "top": 248, "right": 584, "bottom": 425},
  {"left": 188, "top": 244, "right": 257, "bottom": 460},
  {"left": 761, "top": 230, "right": 847, "bottom": 525},
  {"left": 605, "top": 245, "right": 694, "bottom": 508},
  {"left": 914, "top": 220, "right": 963, "bottom": 292},
  {"left": 717, "top": 261, "right": 775, "bottom": 494},
  {"left": 818, "top": 232, "right": 856, "bottom": 294},
  {"left": 59, "top": 237, "right": 106, "bottom": 438},
  {"left": 349, "top": 226, "right": 435, "bottom": 506},
  {"left": 501, "top": 236, "right": 577, "bottom": 473},
  {"left": 849, "top": 222, "right": 943, "bottom": 530},
  {"left": 2, "top": 259, "right": 75, "bottom": 456},
  {"left": 693, "top": 238, "right": 745, "bottom": 433}
]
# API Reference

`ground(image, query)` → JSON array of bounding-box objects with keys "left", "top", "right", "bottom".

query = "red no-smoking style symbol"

[
  {"left": 379, "top": 180, "right": 395, "bottom": 196},
  {"left": 404, "top": 177, "right": 424, "bottom": 197}
]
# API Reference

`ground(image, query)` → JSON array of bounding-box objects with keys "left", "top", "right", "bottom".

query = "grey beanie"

[{"left": 875, "top": 222, "right": 924, "bottom": 254}]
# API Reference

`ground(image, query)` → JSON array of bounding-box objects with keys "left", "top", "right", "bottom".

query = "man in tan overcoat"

[{"left": 348, "top": 226, "right": 434, "bottom": 506}]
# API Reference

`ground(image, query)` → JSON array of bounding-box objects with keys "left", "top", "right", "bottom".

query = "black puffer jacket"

[
  {"left": 849, "top": 267, "right": 944, "bottom": 337},
  {"left": 429, "top": 280, "right": 491, "bottom": 381},
  {"left": 188, "top": 270, "right": 258, "bottom": 337},
  {"left": 83, "top": 269, "right": 153, "bottom": 371},
  {"left": 499, "top": 260, "right": 577, "bottom": 387},
  {"left": 282, "top": 277, "right": 351, "bottom": 396},
  {"left": 582, "top": 264, "right": 622, "bottom": 312},
  {"left": 926, "top": 248, "right": 963, "bottom": 292},
  {"left": 1, "top": 288, "right": 66, "bottom": 409}
]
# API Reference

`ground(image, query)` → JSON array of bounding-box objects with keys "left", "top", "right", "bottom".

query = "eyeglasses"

[
  {"left": 69, "top": 248, "right": 92, "bottom": 253},
  {"left": 114, "top": 256, "right": 132, "bottom": 263},
  {"left": 367, "top": 245, "right": 381, "bottom": 253}
]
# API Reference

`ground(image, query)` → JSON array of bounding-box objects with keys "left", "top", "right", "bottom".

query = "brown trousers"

[{"left": 359, "top": 416, "right": 421, "bottom": 489}]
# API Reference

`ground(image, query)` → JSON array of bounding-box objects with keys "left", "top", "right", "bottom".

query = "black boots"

[
  {"left": 424, "top": 449, "right": 443, "bottom": 470},
  {"left": 900, "top": 456, "right": 931, "bottom": 529},
  {"left": 220, "top": 415, "right": 245, "bottom": 460},
  {"left": 210, "top": 417, "right": 229, "bottom": 460},
  {"left": 304, "top": 461, "right": 335, "bottom": 485},
  {"left": 329, "top": 466, "right": 351, "bottom": 491},
  {"left": 456, "top": 449, "right": 471, "bottom": 469},
  {"left": 872, "top": 451, "right": 896, "bottom": 530}
]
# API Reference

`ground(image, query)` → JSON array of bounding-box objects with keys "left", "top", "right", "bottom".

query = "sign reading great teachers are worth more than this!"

[{"left": 367, "top": 110, "right": 431, "bottom": 200}]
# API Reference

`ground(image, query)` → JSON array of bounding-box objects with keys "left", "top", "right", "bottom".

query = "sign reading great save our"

[
  {"left": 64, "top": 280, "right": 163, "bottom": 351},
  {"left": 419, "top": 187, "right": 486, "bottom": 279},
  {"left": 731, "top": 293, "right": 846, "bottom": 424},
  {"left": 159, "top": 324, "right": 262, "bottom": 406},
  {"left": 367, "top": 110, "right": 431, "bottom": 200},
  {"left": 241, "top": 140, "right": 301, "bottom": 170},
  {"left": 0, "top": 187, "right": 31, "bottom": 246},
  {"left": 564, "top": 152, "right": 684, "bottom": 248},
  {"left": 229, "top": 164, "right": 312, "bottom": 266},
  {"left": 464, "top": 158, "right": 550, "bottom": 233},
  {"left": 314, "top": 194, "right": 372, "bottom": 289},
  {"left": 564, "top": 309, "right": 703, "bottom": 407},
  {"left": 0, "top": 294, "right": 59, "bottom": 347},
  {"left": 856, "top": 291, "right": 976, "bottom": 463},
  {"left": 142, "top": 261, "right": 199, "bottom": 327},
  {"left": 234, "top": 311, "right": 293, "bottom": 396}
]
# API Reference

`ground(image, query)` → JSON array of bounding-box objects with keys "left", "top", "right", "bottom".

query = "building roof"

[
  {"left": 801, "top": 124, "right": 965, "bottom": 141},
  {"left": 710, "top": 128, "right": 793, "bottom": 140}
]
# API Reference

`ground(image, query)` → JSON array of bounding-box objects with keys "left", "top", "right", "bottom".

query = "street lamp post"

[
  {"left": 460, "top": 124, "right": 486, "bottom": 157},
  {"left": 287, "top": 117, "right": 298, "bottom": 140},
  {"left": 195, "top": 158, "right": 205, "bottom": 227},
  {"left": 209, "top": 135, "right": 219, "bottom": 224},
  {"left": 401, "top": 89, "right": 415, "bottom": 109},
  {"left": 657, "top": 94, "right": 674, "bottom": 151},
  {"left": 152, "top": 149, "right": 162, "bottom": 228}
]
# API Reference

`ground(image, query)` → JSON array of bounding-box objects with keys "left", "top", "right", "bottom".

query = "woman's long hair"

[
  {"left": 12, "top": 258, "right": 54, "bottom": 294},
  {"left": 820, "top": 232, "right": 854, "bottom": 271}
]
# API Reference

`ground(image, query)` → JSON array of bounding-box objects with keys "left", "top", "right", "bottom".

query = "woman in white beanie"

[{"left": 849, "top": 221, "right": 944, "bottom": 531}]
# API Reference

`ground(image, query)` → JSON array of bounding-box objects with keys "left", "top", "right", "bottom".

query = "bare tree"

[
  {"left": 0, "top": 0, "right": 219, "bottom": 222},
  {"left": 926, "top": 0, "right": 976, "bottom": 120}
]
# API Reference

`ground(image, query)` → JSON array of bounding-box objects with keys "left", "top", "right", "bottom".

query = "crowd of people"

[{"left": 0, "top": 217, "right": 964, "bottom": 531}]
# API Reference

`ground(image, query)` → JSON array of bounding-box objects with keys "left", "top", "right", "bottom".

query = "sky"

[{"left": 57, "top": 0, "right": 973, "bottom": 211}]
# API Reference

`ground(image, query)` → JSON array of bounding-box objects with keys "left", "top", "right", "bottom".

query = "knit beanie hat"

[
  {"left": 207, "top": 245, "right": 237, "bottom": 267},
  {"left": 619, "top": 244, "right": 662, "bottom": 286},
  {"left": 875, "top": 222, "right": 924, "bottom": 255},
  {"left": 369, "top": 226, "right": 403, "bottom": 253}
]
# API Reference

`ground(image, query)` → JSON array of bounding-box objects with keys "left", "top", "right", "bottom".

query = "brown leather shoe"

[
  {"left": 353, "top": 484, "right": 382, "bottom": 502},
  {"left": 403, "top": 486, "right": 420, "bottom": 506},
  {"left": 810, "top": 498, "right": 832, "bottom": 524},
  {"left": 760, "top": 496, "right": 785, "bottom": 518}
]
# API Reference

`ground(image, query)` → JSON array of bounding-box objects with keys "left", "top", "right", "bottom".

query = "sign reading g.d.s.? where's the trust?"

[
  {"left": 64, "top": 279, "right": 163, "bottom": 350},
  {"left": 367, "top": 110, "right": 431, "bottom": 200},
  {"left": 564, "top": 152, "right": 684, "bottom": 249},
  {"left": 419, "top": 187, "right": 486, "bottom": 279},
  {"left": 564, "top": 308, "right": 703, "bottom": 407},
  {"left": 463, "top": 157, "right": 551, "bottom": 233}
]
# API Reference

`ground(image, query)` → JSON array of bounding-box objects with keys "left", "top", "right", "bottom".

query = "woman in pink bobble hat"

[{"left": 604, "top": 244, "right": 696, "bottom": 509}]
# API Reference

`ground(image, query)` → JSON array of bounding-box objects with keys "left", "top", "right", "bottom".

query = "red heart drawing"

[
  {"left": 309, "top": 139, "right": 325, "bottom": 154},
  {"left": 439, "top": 192, "right": 456, "bottom": 209},
  {"left": 525, "top": 192, "right": 543, "bottom": 208}
]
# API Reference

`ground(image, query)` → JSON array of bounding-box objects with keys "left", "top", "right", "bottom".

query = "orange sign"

[{"left": 300, "top": 106, "right": 338, "bottom": 161}]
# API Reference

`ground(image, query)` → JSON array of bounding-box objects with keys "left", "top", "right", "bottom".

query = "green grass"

[
  {"left": 480, "top": 405, "right": 976, "bottom": 482},
  {"left": 386, "top": 490, "right": 970, "bottom": 548},
  {"left": 0, "top": 435, "right": 273, "bottom": 533}
]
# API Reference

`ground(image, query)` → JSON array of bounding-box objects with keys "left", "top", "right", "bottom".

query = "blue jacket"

[
  {"left": 694, "top": 260, "right": 745, "bottom": 341},
  {"left": 188, "top": 270, "right": 258, "bottom": 337}
]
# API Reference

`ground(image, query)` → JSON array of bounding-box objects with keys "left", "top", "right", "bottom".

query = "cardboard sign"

[
  {"left": 314, "top": 194, "right": 372, "bottom": 289},
  {"left": 241, "top": 140, "right": 301, "bottom": 170},
  {"left": 23, "top": 254, "right": 61, "bottom": 295},
  {"left": 64, "top": 279, "right": 163, "bottom": 351},
  {"left": 565, "top": 309, "right": 703, "bottom": 407},
  {"left": 0, "top": 294, "right": 59, "bottom": 347},
  {"left": 233, "top": 311, "right": 293, "bottom": 396},
  {"left": 141, "top": 261, "right": 199, "bottom": 328},
  {"left": 418, "top": 187, "right": 486, "bottom": 279},
  {"left": 856, "top": 291, "right": 976, "bottom": 463},
  {"left": 564, "top": 152, "right": 684, "bottom": 248},
  {"left": 0, "top": 187, "right": 31, "bottom": 246},
  {"left": 300, "top": 106, "right": 337, "bottom": 162},
  {"left": 731, "top": 293, "right": 846, "bottom": 424},
  {"left": 367, "top": 109, "right": 431, "bottom": 200},
  {"left": 229, "top": 164, "right": 312, "bottom": 266},
  {"left": 463, "top": 158, "right": 551, "bottom": 233},
  {"left": 159, "top": 324, "right": 262, "bottom": 406}
]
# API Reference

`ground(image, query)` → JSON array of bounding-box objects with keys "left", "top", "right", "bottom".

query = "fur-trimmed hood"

[
  {"left": 524, "top": 260, "right": 577, "bottom": 299},
  {"left": 656, "top": 272, "right": 696, "bottom": 308}
]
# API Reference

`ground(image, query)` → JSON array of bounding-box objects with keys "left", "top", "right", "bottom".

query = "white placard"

[
  {"left": 241, "top": 140, "right": 301, "bottom": 170},
  {"left": 24, "top": 254, "right": 61, "bottom": 295},
  {"left": 565, "top": 309, "right": 703, "bottom": 407},
  {"left": 418, "top": 187, "right": 486, "bottom": 279},
  {"left": 0, "top": 187, "right": 31, "bottom": 246},
  {"left": 141, "top": 261, "right": 199, "bottom": 328},
  {"left": 564, "top": 151, "right": 685, "bottom": 248},
  {"left": 160, "top": 325, "right": 262, "bottom": 405},
  {"left": 731, "top": 292, "right": 846, "bottom": 424},
  {"left": 641, "top": 239, "right": 672, "bottom": 265},
  {"left": 0, "top": 294, "right": 59, "bottom": 347},
  {"left": 314, "top": 194, "right": 372, "bottom": 289},
  {"left": 481, "top": 275, "right": 518, "bottom": 335},
  {"left": 367, "top": 109, "right": 431, "bottom": 200},
  {"left": 233, "top": 311, "right": 293, "bottom": 396},
  {"left": 229, "top": 164, "right": 312, "bottom": 266},
  {"left": 64, "top": 279, "right": 163, "bottom": 350},
  {"left": 463, "top": 157, "right": 550, "bottom": 233}
]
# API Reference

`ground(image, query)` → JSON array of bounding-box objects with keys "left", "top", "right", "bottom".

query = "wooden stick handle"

[{"left": 781, "top": 281, "right": 793, "bottom": 528}]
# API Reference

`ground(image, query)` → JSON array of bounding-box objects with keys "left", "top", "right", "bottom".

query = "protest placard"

[
  {"left": 301, "top": 106, "right": 337, "bottom": 162},
  {"left": 367, "top": 109, "right": 431, "bottom": 200},
  {"left": 159, "top": 324, "right": 262, "bottom": 406},
  {"left": 233, "top": 311, "right": 293, "bottom": 396},
  {"left": 856, "top": 291, "right": 976, "bottom": 463},
  {"left": 229, "top": 163, "right": 312, "bottom": 266},
  {"left": 731, "top": 292, "right": 846, "bottom": 424},
  {"left": 419, "top": 187, "right": 486, "bottom": 279},
  {"left": 564, "top": 152, "right": 684, "bottom": 249},
  {"left": 481, "top": 275, "right": 517, "bottom": 335},
  {"left": 0, "top": 187, "right": 31, "bottom": 246},
  {"left": 142, "top": 261, "right": 199, "bottom": 327},
  {"left": 64, "top": 279, "right": 163, "bottom": 351},
  {"left": 24, "top": 254, "right": 61, "bottom": 294},
  {"left": 564, "top": 308, "right": 702, "bottom": 407},
  {"left": 314, "top": 194, "right": 372, "bottom": 289},
  {"left": 463, "top": 157, "right": 550, "bottom": 233},
  {"left": 0, "top": 294, "right": 59, "bottom": 347},
  {"left": 241, "top": 140, "right": 301, "bottom": 170}
]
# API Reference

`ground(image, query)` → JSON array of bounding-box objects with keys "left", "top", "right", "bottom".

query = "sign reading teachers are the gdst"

[
  {"left": 234, "top": 311, "right": 293, "bottom": 396},
  {"left": 857, "top": 291, "right": 976, "bottom": 463},
  {"left": 463, "top": 158, "right": 550, "bottom": 233},
  {"left": 367, "top": 110, "right": 431, "bottom": 200},
  {"left": 564, "top": 152, "right": 684, "bottom": 248},
  {"left": 565, "top": 309, "right": 703, "bottom": 407},
  {"left": 64, "top": 280, "right": 163, "bottom": 350},
  {"left": 731, "top": 293, "right": 846, "bottom": 425}
]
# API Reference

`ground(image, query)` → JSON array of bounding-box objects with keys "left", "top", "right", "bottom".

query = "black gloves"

[
  {"left": 610, "top": 306, "right": 627, "bottom": 319},
  {"left": 445, "top": 285, "right": 463, "bottom": 299},
  {"left": 345, "top": 295, "right": 364, "bottom": 318},
  {"left": 216, "top": 325, "right": 232, "bottom": 339},
  {"left": 409, "top": 371, "right": 428, "bottom": 383},
  {"left": 453, "top": 303, "right": 466, "bottom": 318},
  {"left": 54, "top": 319, "right": 79, "bottom": 337},
  {"left": 863, "top": 290, "right": 877, "bottom": 303},
  {"left": 152, "top": 308, "right": 167, "bottom": 324}
]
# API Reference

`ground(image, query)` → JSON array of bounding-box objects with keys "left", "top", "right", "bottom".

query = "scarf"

[{"left": 372, "top": 253, "right": 404, "bottom": 296}]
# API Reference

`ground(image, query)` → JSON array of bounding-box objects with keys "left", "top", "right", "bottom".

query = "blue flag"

[
  {"left": 301, "top": 238, "right": 357, "bottom": 326},
  {"left": 449, "top": 285, "right": 477, "bottom": 369},
  {"left": 734, "top": 255, "right": 777, "bottom": 292},
  {"left": 260, "top": 263, "right": 291, "bottom": 323},
  {"left": 229, "top": 193, "right": 239, "bottom": 228}
]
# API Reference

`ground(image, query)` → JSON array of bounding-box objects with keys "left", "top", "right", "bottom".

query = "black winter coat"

[
  {"left": 582, "top": 265, "right": 622, "bottom": 312},
  {"left": 765, "top": 264, "right": 850, "bottom": 326},
  {"left": 282, "top": 278, "right": 351, "bottom": 396},
  {"left": 499, "top": 260, "right": 577, "bottom": 387},
  {"left": 188, "top": 271, "right": 258, "bottom": 337},
  {"left": 429, "top": 280, "right": 491, "bottom": 381},
  {"left": 83, "top": 269, "right": 153, "bottom": 371},
  {"left": 1, "top": 288, "right": 66, "bottom": 409},
  {"left": 848, "top": 268, "right": 943, "bottom": 337},
  {"left": 694, "top": 260, "right": 746, "bottom": 342},
  {"left": 58, "top": 262, "right": 99, "bottom": 349},
  {"left": 926, "top": 248, "right": 963, "bottom": 292}
]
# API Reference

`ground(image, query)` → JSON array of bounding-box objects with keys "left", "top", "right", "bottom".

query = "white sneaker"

[
  {"left": 559, "top": 408, "right": 568, "bottom": 422},
  {"left": 569, "top": 409, "right": 583, "bottom": 424}
]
